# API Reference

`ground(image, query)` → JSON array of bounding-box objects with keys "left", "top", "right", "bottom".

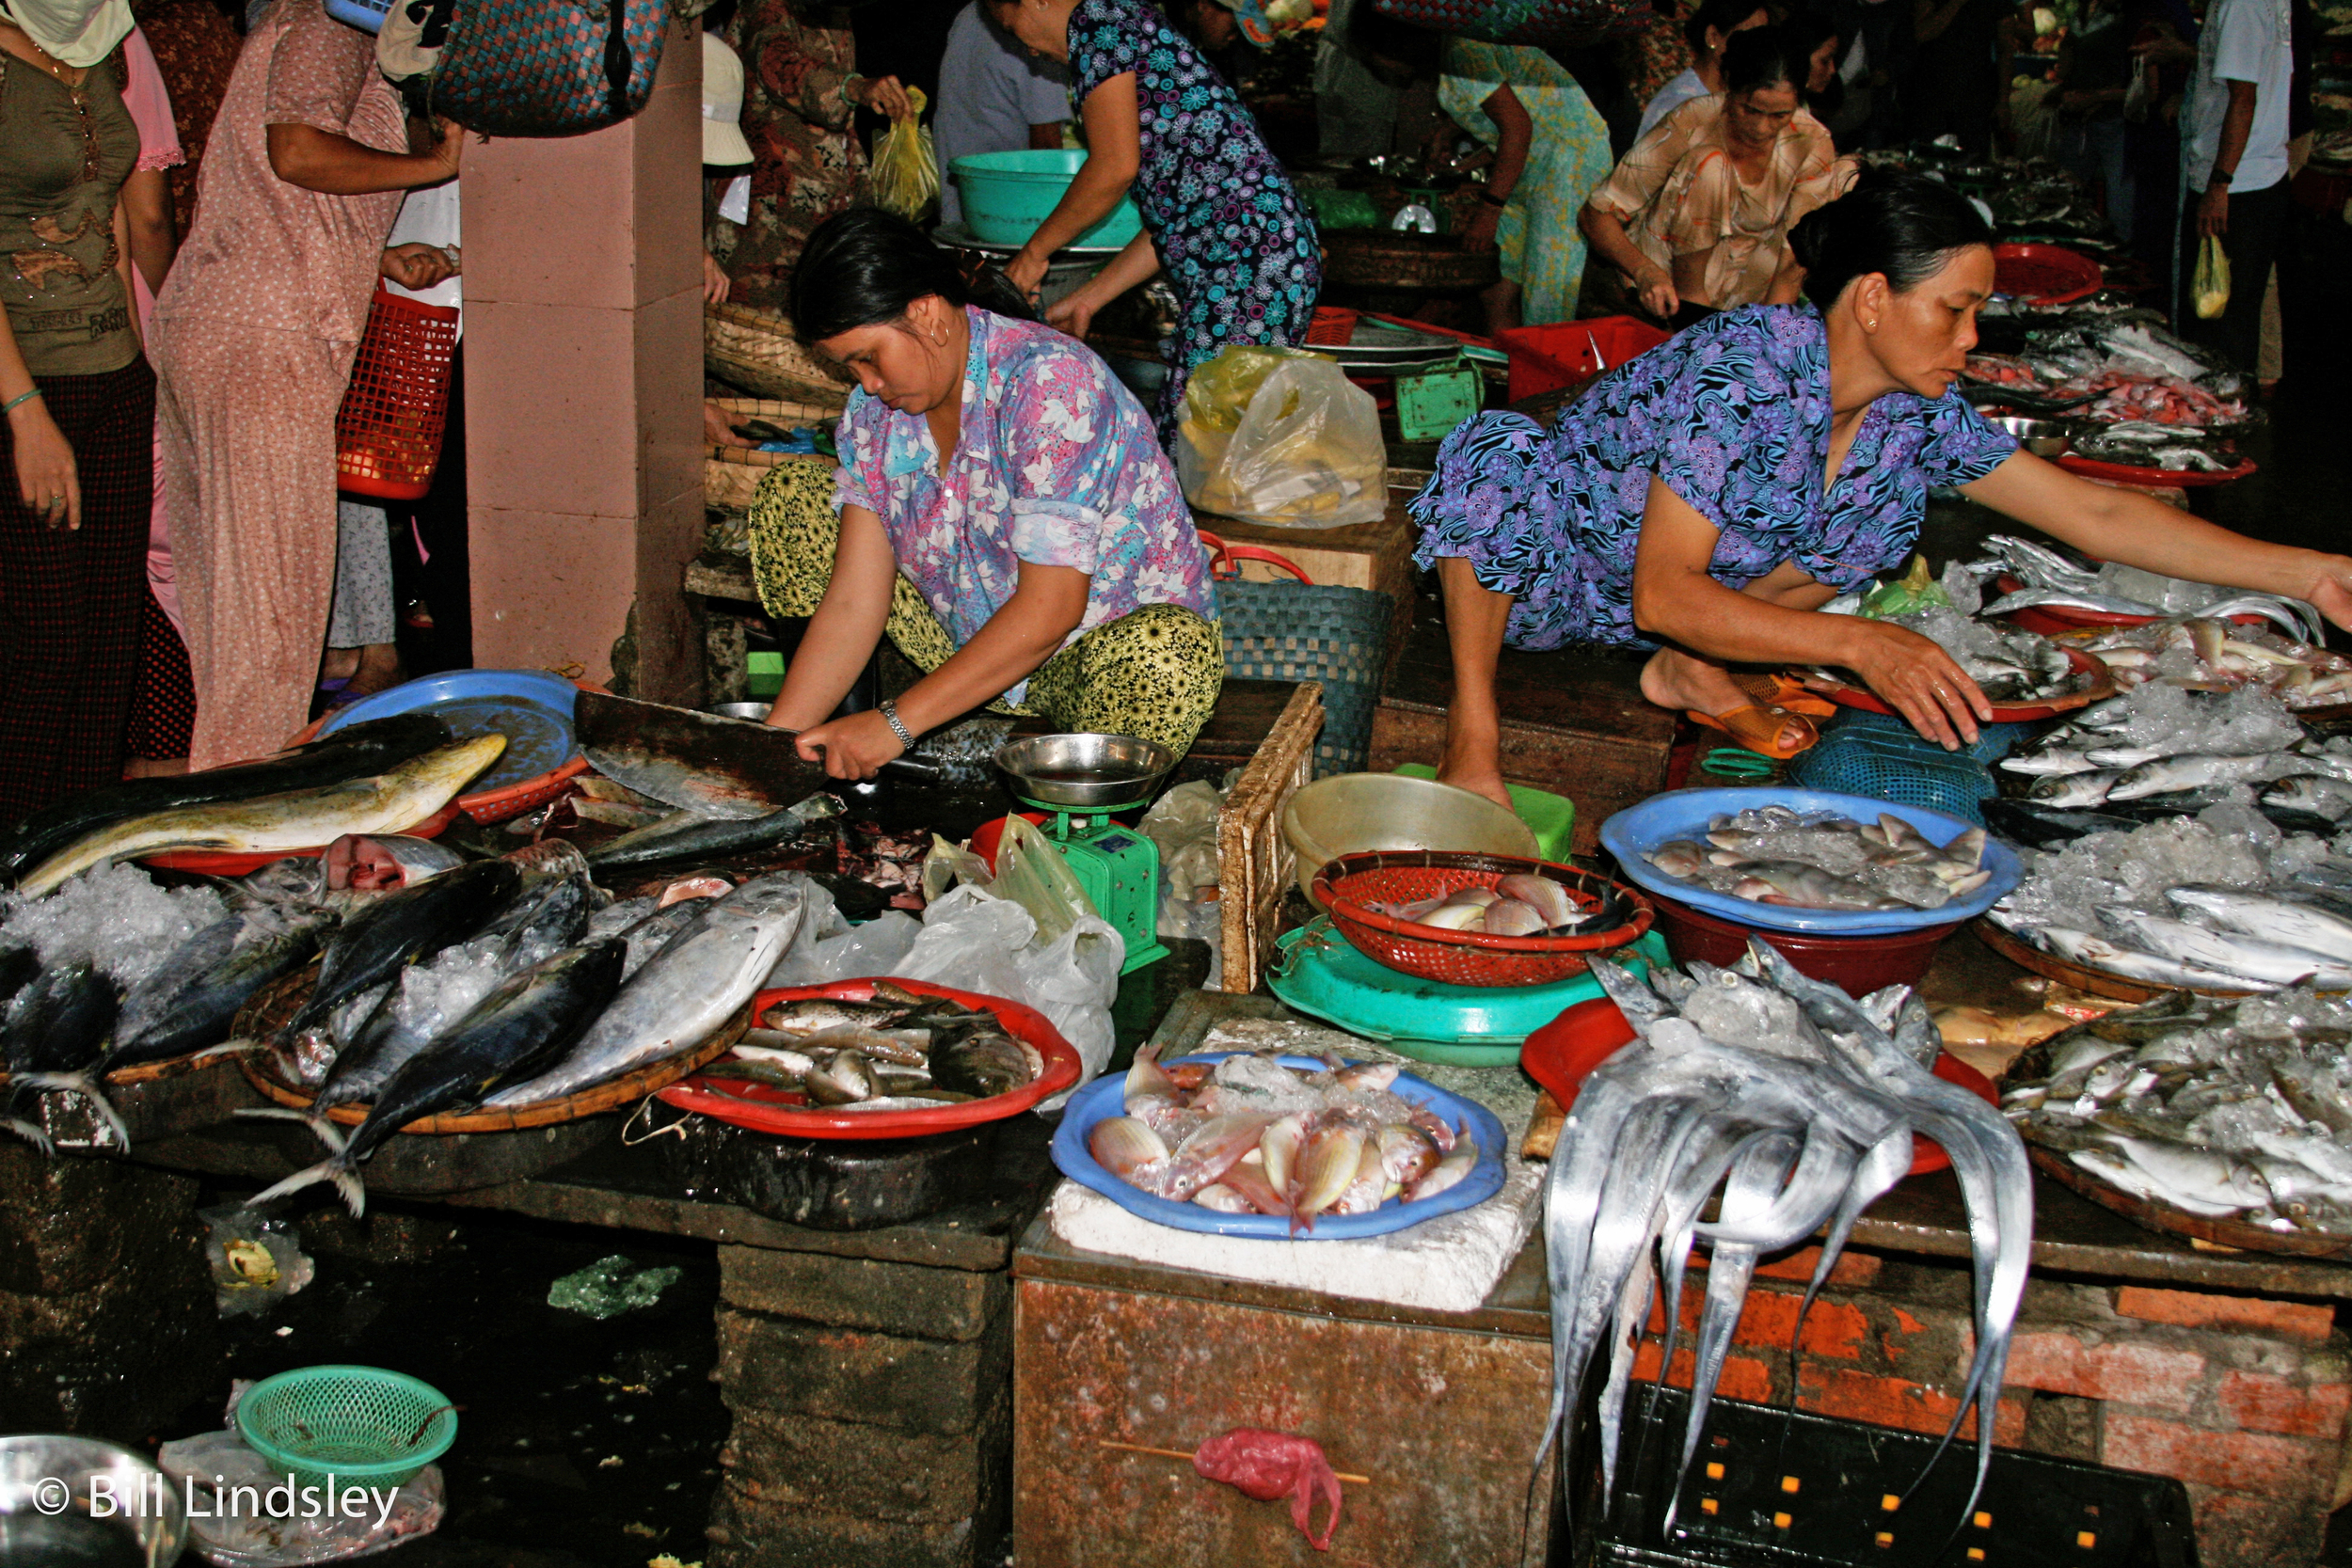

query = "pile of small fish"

[
  {"left": 708, "top": 981, "right": 1040, "bottom": 1111},
  {"left": 1539, "top": 943, "right": 2028, "bottom": 1532},
  {"left": 1969, "top": 534, "right": 2320, "bottom": 641},
  {"left": 1085, "top": 1048, "right": 1479, "bottom": 1225},
  {"left": 1361, "top": 874, "right": 1607, "bottom": 938},
  {"left": 1644, "top": 805, "right": 1992, "bottom": 912},
  {"left": 1822, "top": 600, "right": 2086, "bottom": 705},
  {"left": 2000, "top": 687, "right": 2352, "bottom": 814},
  {"left": 1962, "top": 321, "right": 2245, "bottom": 426},
  {"left": 2062, "top": 621, "right": 2352, "bottom": 710},
  {"left": 2068, "top": 420, "right": 2239, "bottom": 473},
  {"left": 2003, "top": 989, "right": 2352, "bottom": 1233},
  {"left": 1988, "top": 800, "right": 2352, "bottom": 991}
]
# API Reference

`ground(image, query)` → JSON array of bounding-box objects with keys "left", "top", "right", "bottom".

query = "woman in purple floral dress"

[
  {"left": 749, "top": 212, "right": 1222, "bottom": 781},
  {"left": 989, "top": 0, "right": 1319, "bottom": 447},
  {"left": 1415, "top": 172, "right": 2352, "bottom": 800}
]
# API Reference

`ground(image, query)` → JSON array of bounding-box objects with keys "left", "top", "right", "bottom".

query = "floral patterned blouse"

[
  {"left": 1410, "top": 304, "right": 2018, "bottom": 651},
  {"left": 834, "top": 307, "right": 1218, "bottom": 700}
]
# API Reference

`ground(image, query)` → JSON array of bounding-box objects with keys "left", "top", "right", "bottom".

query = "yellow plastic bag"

[
  {"left": 869, "top": 86, "right": 938, "bottom": 221},
  {"left": 2194, "top": 232, "right": 2231, "bottom": 321},
  {"left": 1180, "top": 344, "right": 1328, "bottom": 436},
  {"left": 1176, "top": 345, "right": 1388, "bottom": 528}
]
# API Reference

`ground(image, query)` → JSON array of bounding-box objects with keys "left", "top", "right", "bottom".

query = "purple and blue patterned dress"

[
  {"left": 1410, "top": 305, "right": 2019, "bottom": 651},
  {"left": 1065, "top": 0, "right": 1321, "bottom": 447}
]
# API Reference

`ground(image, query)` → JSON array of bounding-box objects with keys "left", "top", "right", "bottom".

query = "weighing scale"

[{"left": 993, "top": 734, "right": 1175, "bottom": 974}]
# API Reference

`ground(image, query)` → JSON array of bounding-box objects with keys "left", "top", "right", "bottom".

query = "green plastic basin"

[
  {"left": 950, "top": 150, "right": 1144, "bottom": 248},
  {"left": 1391, "top": 764, "right": 1576, "bottom": 864}
]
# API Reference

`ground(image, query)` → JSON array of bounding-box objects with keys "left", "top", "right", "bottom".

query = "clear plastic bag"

[
  {"left": 156, "top": 1429, "right": 444, "bottom": 1566},
  {"left": 1176, "top": 349, "right": 1387, "bottom": 528},
  {"left": 199, "top": 1205, "right": 312, "bottom": 1319},
  {"left": 2194, "top": 233, "right": 2231, "bottom": 321},
  {"left": 870, "top": 87, "right": 938, "bottom": 221},
  {"left": 890, "top": 883, "right": 1120, "bottom": 1102}
]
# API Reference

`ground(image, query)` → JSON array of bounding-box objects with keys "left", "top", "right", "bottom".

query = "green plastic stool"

[{"left": 1390, "top": 764, "right": 1576, "bottom": 863}]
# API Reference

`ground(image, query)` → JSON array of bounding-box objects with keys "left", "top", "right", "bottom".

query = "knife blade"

[{"left": 573, "top": 691, "right": 938, "bottom": 819}]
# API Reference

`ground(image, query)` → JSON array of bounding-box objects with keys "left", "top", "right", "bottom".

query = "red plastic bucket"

[
  {"left": 1495, "top": 316, "right": 1671, "bottom": 402},
  {"left": 1648, "top": 891, "right": 1960, "bottom": 993}
]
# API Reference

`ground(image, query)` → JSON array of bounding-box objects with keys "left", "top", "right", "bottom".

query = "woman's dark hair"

[
  {"left": 1786, "top": 168, "right": 1995, "bottom": 307},
  {"left": 1682, "top": 0, "right": 1763, "bottom": 55},
  {"left": 1721, "top": 23, "right": 1813, "bottom": 97},
  {"left": 790, "top": 208, "right": 1039, "bottom": 341}
]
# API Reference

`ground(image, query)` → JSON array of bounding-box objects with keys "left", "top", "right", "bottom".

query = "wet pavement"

[{"left": 169, "top": 1203, "right": 727, "bottom": 1567}]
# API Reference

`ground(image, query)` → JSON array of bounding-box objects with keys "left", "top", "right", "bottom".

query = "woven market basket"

[
  {"left": 706, "top": 302, "right": 854, "bottom": 405},
  {"left": 706, "top": 395, "right": 839, "bottom": 513},
  {"left": 1218, "top": 581, "right": 1389, "bottom": 776}
]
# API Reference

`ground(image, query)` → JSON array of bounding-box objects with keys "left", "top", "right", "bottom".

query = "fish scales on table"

[
  {"left": 2004, "top": 988, "right": 2352, "bottom": 1232},
  {"left": 1086, "top": 1048, "right": 1475, "bottom": 1220},
  {"left": 1534, "top": 942, "right": 2029, "bottom": 1538},
  {"left": 1642, "top": 805, "right": 1990, "bottom": 912},
  {"left": 17, "top": 735, "right": 509, "bottom": 896}
]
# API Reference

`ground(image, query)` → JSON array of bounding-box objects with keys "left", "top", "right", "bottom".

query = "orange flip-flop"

[
  {"left": 1686, "top": 704, "right": 1818, "bottom": 760},
  {"left": 1730, "top": 670, "right": 1836, "bottom": 720}
]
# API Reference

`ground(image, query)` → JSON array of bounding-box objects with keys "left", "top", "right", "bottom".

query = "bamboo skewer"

[{"left": 1096, "top": 1439, "right": 1372, "bottom": 1485}]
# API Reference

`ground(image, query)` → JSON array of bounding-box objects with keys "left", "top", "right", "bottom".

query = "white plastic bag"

[
  {"left": 1177, "top": 352, "right": 1386, "bottom": 528},
  {"left": 156, "top": 1429, "right": 444, "bottom": 1566},
  {"left": 1012, "top": 912, "right": 1123, "bottom": 1107}
]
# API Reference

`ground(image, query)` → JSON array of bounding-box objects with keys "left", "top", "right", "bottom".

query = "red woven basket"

[
  {"left": 336, "top": 285, "right": 460, "bottom": 502},
  {"left": 1311, "top": 849, "right": 1654, "bottom": 988}
]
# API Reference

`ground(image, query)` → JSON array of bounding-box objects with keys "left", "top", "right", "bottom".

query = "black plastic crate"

[{"left": 1581, "top": 1387, "right": 2201, "bottom": 1568}]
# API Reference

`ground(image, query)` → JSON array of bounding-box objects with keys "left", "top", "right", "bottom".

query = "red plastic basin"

[{"left": 1648, "top": 891, "right": 1961, "bottom": 994}]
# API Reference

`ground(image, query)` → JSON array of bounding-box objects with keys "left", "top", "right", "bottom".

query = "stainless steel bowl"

[
  {"left": 1987, "top": 415, "right": 2074, "bottom": 457},
  {"left": 706, "top": 702, "right": 772, "bottom": 721},
  {"left": 0, "top": 1435, "right": 186, "bottom": 1566},
  {"left": 993, "top": 733, "right": 1176, "bottom": 809}
]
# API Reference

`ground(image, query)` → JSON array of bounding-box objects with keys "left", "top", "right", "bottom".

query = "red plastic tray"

[
  {"left": 1519, "top": 997, "right": 1998, "bottom": 1176},
  {"left": 2056, "top": 452, "right": 2256, "bottom": 489},
  {"left": 656, "top": 977, "right": 1082, "bottom": 1140},
  {"left": 1992, "top": 243, "right": 2104, "bottom": 306},
  {"left": 138, "top": 801, "right": 463, "bottom": 877},
  {"left": 1803, "top": 645, "right": 2115, "bottom": 722}
]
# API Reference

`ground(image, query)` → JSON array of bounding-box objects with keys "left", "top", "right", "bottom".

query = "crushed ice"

[{"left": 0, "top": 863, "right": 227, "bottom": 990}]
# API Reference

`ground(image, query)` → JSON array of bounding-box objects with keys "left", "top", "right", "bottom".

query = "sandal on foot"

[
  {"left": 1729, "top": 670, "right": 1836, "bottom": 719},
  {"left": 1686, "top": 704, "right": 1818, "bottom": 760}
]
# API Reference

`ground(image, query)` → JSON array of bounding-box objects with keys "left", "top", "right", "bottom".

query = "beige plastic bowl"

[{"left": 1282, "top": 772, "right": 1541, "bottom": 907}]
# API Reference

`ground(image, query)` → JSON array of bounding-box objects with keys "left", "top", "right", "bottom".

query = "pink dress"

[{"left": 120, "top": 26, "right": 186, "bottom": 639}]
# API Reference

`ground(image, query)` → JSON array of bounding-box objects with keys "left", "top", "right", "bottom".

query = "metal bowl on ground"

[
  {"left": 0, "top": 1434, "right": 186, "bottom": 1566},
  {"left": 993, "top": 733, "right": 1175, "bottom": 809},
  {"left": 1986, "top": 415, "right": 2074, "bottom": 457},
  {"left": 707, "top": 702, "right": 772, "bottom": 721}
]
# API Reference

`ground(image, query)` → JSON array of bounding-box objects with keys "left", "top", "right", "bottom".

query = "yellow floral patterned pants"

[{"left": 744, "top": 457, "right": 1223, "bottom": 755}]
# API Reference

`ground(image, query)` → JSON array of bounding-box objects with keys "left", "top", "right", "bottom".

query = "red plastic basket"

[
  {"left": 1992, "top": 243, "right": 2104, "bottom": 306},
  {"left": 1495, "top": 315, "right": 1670, "bottom": 402},
  {"left": 1311, "top": 849, "right": 1653, "bottom": 988},
  {"left": 1306, "top": 305, "right": 1359, "bottom": 346},
  {"left": 336, "top": 285, "right": 460, "bottom": 502}
]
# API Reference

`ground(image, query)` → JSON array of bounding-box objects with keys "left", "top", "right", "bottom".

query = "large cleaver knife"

[{"left": 575, "top": 690, "right": 938, "bottom": 819}]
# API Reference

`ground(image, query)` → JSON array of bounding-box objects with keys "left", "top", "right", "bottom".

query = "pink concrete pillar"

[{"left": 461, "top": 17, "right": 705, "bottom": 699}]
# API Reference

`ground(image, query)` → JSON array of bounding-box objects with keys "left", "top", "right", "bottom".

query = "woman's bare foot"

[
  {"left": 1640, "top": 647, "right": 1810, "bottom": 754},
  {"left": 1437, "top": 727, "right": 1515, "bottom": 811},
  {"left": 346, "top": 643, "right": 405, "bottom": 698},
  {"left": 123, "top": 755, "right": 189, "bottom": 779},
  {"left": 320, "top": 647, "right": 359, "bottom": 683}
]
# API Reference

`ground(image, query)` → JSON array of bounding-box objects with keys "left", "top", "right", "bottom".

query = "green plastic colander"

[{"left": 235, "top": 1365, "right": 457, "bottom": 1492}]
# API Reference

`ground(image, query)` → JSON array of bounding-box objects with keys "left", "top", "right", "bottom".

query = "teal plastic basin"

[{"left": 950, "top": 150, "right": 1143, "bottom": 249}]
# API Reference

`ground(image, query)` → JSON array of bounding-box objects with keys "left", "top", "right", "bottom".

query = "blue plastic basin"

[
  {"left": 950, "top": 150, "right": 1143, "bottom": 248},
  {"left": 1598, "top": 787, "right": 2021, "bottom": 938}
]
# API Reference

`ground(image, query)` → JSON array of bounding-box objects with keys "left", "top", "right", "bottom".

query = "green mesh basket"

[
  {"left": 235, "top": 1365, "right": 457, "bottom": 1492},
  {"left": 1216, "top": 581, "right": 1391, "bottom": 777}
]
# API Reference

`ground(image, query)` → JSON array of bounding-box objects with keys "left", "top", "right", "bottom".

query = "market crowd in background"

[{"left": 0, "top": 0, "right": 2323, "bottom": 818}]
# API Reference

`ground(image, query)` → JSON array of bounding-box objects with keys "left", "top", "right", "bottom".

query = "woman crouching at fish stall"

[
  {"left": 750, "top": 209, "right": 1224, "bottom": 778},
  {"left": 1416, "top": 168, "right": 2352, "bottom": 797}
]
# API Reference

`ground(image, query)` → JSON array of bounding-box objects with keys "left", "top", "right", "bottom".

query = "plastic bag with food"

[
  {"left": 870, "top": 86, "right": 939, "bottom": 221},
  {"left": 1177, "top": 348, "right": 1387, "bottom": 528},
  {"left": 2193, "top": 233, "right": 2230, "bottom": 321}
]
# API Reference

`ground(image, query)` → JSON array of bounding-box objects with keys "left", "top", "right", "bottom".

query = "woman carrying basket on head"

[
  {"left": 753, "top": 211, "right": 1223, "bottom": 780},
  {"left": 987, "top": 0, "right": 1320, "bottom": 449}
]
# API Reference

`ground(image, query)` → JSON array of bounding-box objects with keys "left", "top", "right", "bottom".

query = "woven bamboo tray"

[
  {"left": 1974, "top": 918, "right": 2302, "bottom": 1003},
  {"left": 2026, "top": 1144, "right": 2352, "bottom": 1258},
  {"left": 706, "top": 303, "right": 854, "bottom": 405},
  {"left": 1215, "top": 681, "right": 1324, "bottom": 994},
  {"left": 232, "top": 963, "right": 751, "bottom": 1133},
  {"left": 706, "top": 395, "right": 842, "bottom": 513}
]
